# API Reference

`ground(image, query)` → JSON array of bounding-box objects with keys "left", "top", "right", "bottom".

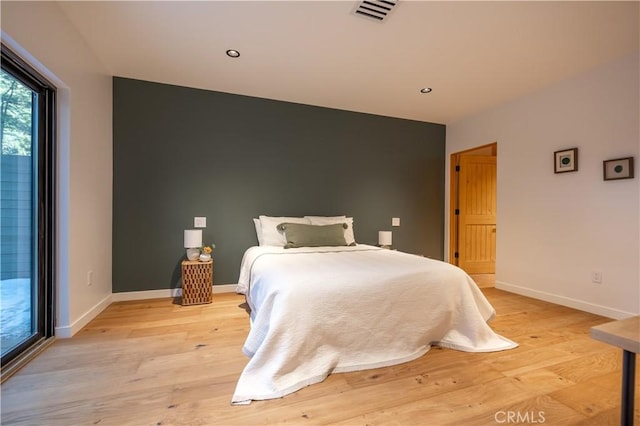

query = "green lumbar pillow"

[{"left": 277, "top": 222, "right": 348, "bottom": 249}]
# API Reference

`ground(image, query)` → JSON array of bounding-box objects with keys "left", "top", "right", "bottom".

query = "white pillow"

[
  {"left": 259, "top": 215, "right": 311, "bottom": 246},
  {"left": 253, "top": 218, "right": 263, "bottom": 246},
  {"left": 305, "top": 216, "right": 356, "bottom": 245}
]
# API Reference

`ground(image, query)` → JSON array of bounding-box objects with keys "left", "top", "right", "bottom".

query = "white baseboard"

[
  {"left": 55, "top": 293, "right": 113, "bottom": 338},
  {"left": 495, "top": 280, "right": 635, "bottom": 320},
  {"left": 56, "top": 285, "right": 239, "bottom": 338},
  {"left": 111, "top": 284, "right": 238, "bottom": 302}
]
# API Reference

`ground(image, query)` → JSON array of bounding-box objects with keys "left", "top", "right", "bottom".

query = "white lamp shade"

[
  {"left": 378, "top": 231, "right": 392, "bottom": 246},
  {"left": 184, "top": 229, "right": 202, "bottom": 248}
]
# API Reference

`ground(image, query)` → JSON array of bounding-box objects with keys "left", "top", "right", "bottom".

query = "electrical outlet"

[
  {"left": 592, "top": 271, "right": 602, "bottom": 284},
  {"left": 87, "top": 270, "right": 93, "bottom": 286}
]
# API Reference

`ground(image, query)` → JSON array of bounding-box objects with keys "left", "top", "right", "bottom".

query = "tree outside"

[{"left": 1, "top": 69, "right": 33, "bottom": 156}]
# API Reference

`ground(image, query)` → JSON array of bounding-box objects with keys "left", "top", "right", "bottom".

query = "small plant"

[{"left": 202, "top": 244, "right": 215, "bottom": 255}]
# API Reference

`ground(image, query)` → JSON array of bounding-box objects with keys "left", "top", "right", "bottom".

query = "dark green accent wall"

[{"left": 113, "top": 77, "right": 445, "bottom": 292}]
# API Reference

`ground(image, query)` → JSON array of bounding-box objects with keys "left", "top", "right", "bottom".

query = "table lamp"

[
  {"left": 378, "top": 231, "right": 392, "bottom": 249},
  {"left": 184, "top": 229, "right": 202, "bottom": 260}
]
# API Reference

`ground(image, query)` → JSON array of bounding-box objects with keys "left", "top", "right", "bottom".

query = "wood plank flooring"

[{"left": 1, "top": 288, "right": 638, "bottom": 425}]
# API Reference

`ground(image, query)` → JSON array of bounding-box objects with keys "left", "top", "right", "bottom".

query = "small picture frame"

[
  {"left": 554, "top": 148, "right": 578, "bottom": 173},
  {"left": 603, "top": 157, "right": 634, "bottom": 181}
]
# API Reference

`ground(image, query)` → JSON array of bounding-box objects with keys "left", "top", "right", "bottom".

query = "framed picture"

[
  {"left": 603, "top": 157, "right": 634, "bottom": 181},
  {"left": 554, "top": 148, "right": 578, "bottom": 173}
]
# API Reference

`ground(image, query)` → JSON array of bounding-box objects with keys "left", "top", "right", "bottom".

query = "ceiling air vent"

[{"left": 354, "top": 0, "right": 398, "bottom": 22}]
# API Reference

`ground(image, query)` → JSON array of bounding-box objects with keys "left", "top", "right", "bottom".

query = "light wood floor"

[{"left": 1, "top": 289, "right": 638, "bottom": 425}]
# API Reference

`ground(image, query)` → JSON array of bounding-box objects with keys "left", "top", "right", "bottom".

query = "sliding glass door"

[{"left": 1, "top": 45, "right": 55, "bottom": 379}]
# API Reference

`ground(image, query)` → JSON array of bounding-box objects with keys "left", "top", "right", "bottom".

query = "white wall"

[
  {"left": 2, "top": 2, "right": 113, "bottom": 335},
  {"left": 446, "top": 52, "right": 639, "bottom": 319}
]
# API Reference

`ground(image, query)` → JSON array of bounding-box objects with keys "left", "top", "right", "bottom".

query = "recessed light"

[
  {"left": 420, "top": 87, "right": 432, "bottom": 94},
  {"left": 226, "top": 49, "right": 240, "bottom": 58}
]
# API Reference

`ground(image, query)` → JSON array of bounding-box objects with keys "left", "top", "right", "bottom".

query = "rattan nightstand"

[{"left": 181, "top": 259, "right": 213, "bottom": 305}]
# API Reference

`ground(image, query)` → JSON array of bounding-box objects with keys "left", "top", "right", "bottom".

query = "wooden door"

[{"left": 457, "top": 155, "right": 496, "bottom": 274}]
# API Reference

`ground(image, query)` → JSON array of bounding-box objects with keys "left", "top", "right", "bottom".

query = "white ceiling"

[{"left": 57, "top": 1, "right": 639, "bottom": 124}]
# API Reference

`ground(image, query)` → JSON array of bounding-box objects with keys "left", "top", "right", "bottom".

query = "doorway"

[
  {"left": 449, "top": 143, "right": 497, "bottom": 285},
  {"left": 1, "top": 44, "right": 56, "bottom": 381}
]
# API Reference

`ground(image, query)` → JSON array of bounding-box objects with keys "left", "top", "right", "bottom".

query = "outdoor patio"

[{"left": 0, "top": 278, "right": 32, "bottom": 354}]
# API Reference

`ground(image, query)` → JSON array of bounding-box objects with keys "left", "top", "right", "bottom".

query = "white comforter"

[{"left": 231, "top": 245, "right": 516, "bottom": 405}]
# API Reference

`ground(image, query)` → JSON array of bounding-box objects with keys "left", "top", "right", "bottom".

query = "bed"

[{"left": 231, "top": 216, "right": 517, "bottom": 405}]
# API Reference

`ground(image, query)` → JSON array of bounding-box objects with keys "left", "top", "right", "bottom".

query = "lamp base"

[{"left": 186, "top": 248, "right": 200, "bottom": 261}]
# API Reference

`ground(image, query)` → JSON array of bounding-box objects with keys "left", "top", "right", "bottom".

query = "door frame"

[
  {"left": 1, "top": 44, "right": 56, "bottom": 382},
  {"left": 449, "top": 142, "right": 497, "bottom": 267}
]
